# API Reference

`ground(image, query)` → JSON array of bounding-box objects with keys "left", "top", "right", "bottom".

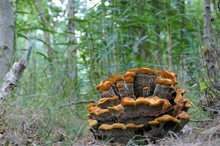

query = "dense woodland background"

[{"left": 0, "top": 0, "right": 220, "bottom": 145}]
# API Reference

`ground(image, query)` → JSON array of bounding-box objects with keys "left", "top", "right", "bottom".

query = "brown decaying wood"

[{"left": 0, "top": 60, "right": 26, "bottom": 99}]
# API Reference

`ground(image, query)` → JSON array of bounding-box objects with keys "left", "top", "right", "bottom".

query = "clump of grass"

[{"left": 0, "top": 63, "right": 91, "bottom": 145}]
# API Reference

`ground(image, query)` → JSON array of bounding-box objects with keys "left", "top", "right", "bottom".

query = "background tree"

[
  {"left": 201, "top": 0, "right": 220, "bottom": 117},
  {"left": 204, "top": 0, "right": 220, "bottom": 90},
  {"left": 66, "top": 0, "right": 77, "bottom": 93},
  {"left": 0, "top": 0, "right": 14, "bottom": 82}
]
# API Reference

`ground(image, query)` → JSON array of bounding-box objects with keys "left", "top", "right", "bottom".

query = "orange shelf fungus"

[
  {"left": 179, "top": 111, "right": 190, "bottom": 120},
  {"left": 126, "top": 123, "right": 144, "bottom": 129},
  {"left": 123, "top": 71, "right": 136, "bottom": 78},
  {"left": 156, "top": 78, "right": 173, "bottom": 85},
  {"left": 97, "top": 96, "right": 119, "bottom": 104},
  {"left": 124, "top": 76, "right": 134, "bottom": 83},
  {"left": 87, "top": 67, "right": 191, "bottom": 144},
  {"left": 149, "top": 115, "right": 180, "bottom": 125},
  {"left": 185, "top": 102, "right": 192, "bottom": 109},
  {"left": 107, "top": 104, "right": 123, "bottom": 112},
  {"left": 136, "top": 96, "right": 164, "bottom": 107},
  {"left": 96, "top": 80, "right": 113, "bottom": 92},
  {"left": 88, "top": 119, "right": 98, "bottom": 126},
  {"left": 116, "top": 83, "right": 124, "bottom": 88},
  {"left": 143, "top": 86, "right": 148, "bottom": 90},
  {"left": 121, "top": 97, "right": 136, "bottom": 106},
  {"left": 99, "top": 123, "right": 126, "bottom": 130},
  {"left": 156, "top": 70, "right": 178, "bottom": 86},
  {"left": 121, "top": 96, "right": 165, "bottom": 107},
  {"left": 156, "top": 69, "right": 177, "bottom": 79},
  {"left": 130, "top": 67, "right": 157, "bottom": 74},
  {"left": 162, "top": 99, "right": 172, "bottom": 111},
  {"left": 86, "top": 103, "right": 95, "bottom": 111},
  {"left": 89, "top": 106, "right": 109, "bottom": 116},
  {"left": 97, "top": 96, "right": 119, "bottom": 108}
]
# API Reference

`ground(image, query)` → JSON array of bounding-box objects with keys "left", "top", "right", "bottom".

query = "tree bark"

[
  {"left": 67, "top": 0, "right": 77, "bottom": 84},
  {"left": 204, "top": 0, "right": 211, "bottom": 48},
  {"left": 204, "top": 0, "right": 220, "bottom": 90},
  {"left": 178, "top": 0, "right": 185, "bottom": 47},
  {"left": 35, "top": 0, "right": 54, "bottom": 60},
  {"left": 0, "top": 0, "right": 14, "bottom": 83},
  {"left": 167, "top": 25, "right": 173, "bottom": 71}
]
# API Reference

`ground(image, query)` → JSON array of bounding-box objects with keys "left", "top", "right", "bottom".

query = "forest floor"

[
  {"left": 0, "top": 104, "right": 220, "bottom": 146},
  {"left": 74, "top": 117, "right": 220, "bottom": 146}
]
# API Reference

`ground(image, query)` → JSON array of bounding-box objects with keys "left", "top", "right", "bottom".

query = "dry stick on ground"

[
  {"left": 0, "top": 59, "right": 26, "bottom": 99},
  {"left": 59, "top": 100, "right": 95, "bottom": 108}
]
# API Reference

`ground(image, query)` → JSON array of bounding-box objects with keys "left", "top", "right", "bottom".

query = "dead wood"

[{"left": 0, "top": 59, "right": 26, "bottom": 99}]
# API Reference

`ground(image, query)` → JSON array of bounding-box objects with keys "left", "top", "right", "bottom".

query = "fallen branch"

[
  {"left": 0, "top": 59, "right": 26, "bottom": 99},
  {"left": 59, "top": 100, "right": 95, "bottom": 108}
]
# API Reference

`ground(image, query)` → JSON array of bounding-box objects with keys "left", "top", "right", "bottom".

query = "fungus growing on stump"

[{"left": 87, "top": 67, "right": 191, "bottom": 144}]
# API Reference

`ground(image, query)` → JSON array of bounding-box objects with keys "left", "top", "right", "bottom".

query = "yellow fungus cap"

[
  {"left": 143, "top": 86, "right": 148, "bottom": 90},
  {"left": 121, "top": 97, "right": 136, "bottom": 106},
  {"left": 97, "top": 96, "right": 119, "bottom": 107},
  {"left": 136, "top": 96, "right": 164, "bottom": 107},
  {"left": 124, "top": 76, "right": 134, "bottom": 83},
  {"left": 156, "top": 78, "right": 173, "bottom": 85},
  {"left": 121, "top": 96, "right": 164, "bottom": 107},
  {"left": 129, "top": 67, "right": 157, "bottom": 74},
  {"left": 178, "top": 111, "right": 190, "bottom": 120},
  {"left": 86, "top": 103, "right": 96, "bottom": 111},
  {"left": 116, "top": 83, "right": 124, "bottom": 88},
  {"left": 99, "top": 123, "right": 144, "bottom": 130},
  {"left": 123, "top": 71, "right": 136, "bottom": 78},
  {"left": 89, "top": 106, "right": 109, "bottom": 115},
  {"left": 156, "top": 70, "right": 178, "bottom": 86},
  {"left": 107, "top": 104, "right": 123, "bottom": 112},
  {"left": 126, "top": 124, "right": 144, "bottom": 129},
  {"left": 88, "top": 119, "right": 98, "bottom": 126},
  {"left": 99, "top": 123, "right": 126, "bottom": 130},
  {"left": 148, "top": 115, "right": 180, "bottom": 125}
]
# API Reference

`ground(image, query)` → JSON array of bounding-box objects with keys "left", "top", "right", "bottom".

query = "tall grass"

[{"left": 0, "top": 60, "right": 93, "bottom": 145}]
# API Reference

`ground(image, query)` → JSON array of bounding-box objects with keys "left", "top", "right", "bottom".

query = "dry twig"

[{"left": 59, "top": 100, "right": 95, "bottom": 108}]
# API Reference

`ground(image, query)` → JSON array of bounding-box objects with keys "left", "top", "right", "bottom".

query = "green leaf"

[
  {"left": 36, "top": 51, "right": 51, "bottom": 62},
  {"left": 66, "top": 18, "right": 88, "bottom": 23},
  {"left": 17, "top": 33, "right": 29, "bottom": 40}
]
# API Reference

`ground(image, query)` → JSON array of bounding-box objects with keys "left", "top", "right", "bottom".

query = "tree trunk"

[
  {"left": 0, "top": 0, "right": 14, "bottom": 83},
  {"left": 167, "top": 24, "right": 173, "bottom": 71},
  {"left": 178, "top": 0, "right": 185, "bottom": 47},
  {"left": 204, "top": 0, "right": 220, "bottom": 90},
  {"left": 204, "top": 0, "right": 211, "bottom": 48},
  {"left": 35, "top": 0, "right": 54, "bottom": 61},
  {"left": 67, "top": 0, "right": 77, "bottom": 84}
]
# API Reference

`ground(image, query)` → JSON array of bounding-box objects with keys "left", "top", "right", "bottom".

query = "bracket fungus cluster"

[{"left": 87, "top": 68, "right": 191, "bottom": 144}]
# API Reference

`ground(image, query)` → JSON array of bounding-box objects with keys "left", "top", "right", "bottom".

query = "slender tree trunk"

[
  {"left": 152, "top": 0, "right": 162, "bottom": 69},
  {"left": 155, "top": 25, "right": 162, "bottom": 69},
  {"left": 178, "top": 0, "right": 185, "bottom": 46},
  {"left": 138, "top": 29, "right": 147, "bottom": 62},
  {"left": 204, "top": 0, "right": 220, "bottom": 90},
  {"left": 35, "top": 0, "right": 53, "bottom": 60},
  {"left": 67, "top": 0, "right": 77, "bottom": 85},
  {"left": 0, "top": 0, "right": 14, "bottom": 83},
  {"left": 167, "top": 24, "right": 173, "bottom": 71},
  {"left": 204, "top": 0, "right": 211, "bottom": 48}
]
